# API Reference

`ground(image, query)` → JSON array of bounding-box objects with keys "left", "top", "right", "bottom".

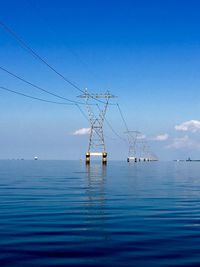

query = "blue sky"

[{"left": 0, "top": 0, "right": 200, "bottom": 160}]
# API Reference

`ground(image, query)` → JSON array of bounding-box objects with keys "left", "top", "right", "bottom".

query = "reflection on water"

[
  {"left": 1, "top": 161, "right": 200, "bottom": 266},
  {"left": 85, "top": 163, "right": 110, "bottom": 242},
  {"left": 85, "top": 162, "right": 106, "bottom": 204}
]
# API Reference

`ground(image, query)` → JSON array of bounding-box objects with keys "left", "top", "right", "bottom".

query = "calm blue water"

[{"left": 1, "top": 160, "right": 200, "bottom": 267}]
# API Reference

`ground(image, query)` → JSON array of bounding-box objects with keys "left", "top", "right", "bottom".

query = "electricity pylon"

[
  {"left": 137, "top": 139, "right": 150, "bottom": 161},
  {"left": 125, "top": 130, "right": 141, "bottom": 162},
  {"left": 78, "top": 89, "right": 116, "bottom": 164},
  {"left": 125, "top": 130, "right": 158, "bottom": 162}
]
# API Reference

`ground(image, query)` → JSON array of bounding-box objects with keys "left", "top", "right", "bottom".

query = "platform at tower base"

[{"left": 86, "top": 152, "right": 107, "bottom": 164}]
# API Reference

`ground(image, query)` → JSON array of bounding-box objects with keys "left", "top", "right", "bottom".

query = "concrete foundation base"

[
  {"left": 127, "top": 157, "right": 155, "bottom": 162},
  {"left": 85, "top": 152, "right": 107, "bottom": 164}
]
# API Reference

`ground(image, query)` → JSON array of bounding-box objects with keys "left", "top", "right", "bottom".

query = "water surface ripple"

[{"left": 1, "top": 160, "right": 200, "bottom": 266}]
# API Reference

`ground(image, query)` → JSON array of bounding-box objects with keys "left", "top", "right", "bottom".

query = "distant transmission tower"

[
  {"left": 125, "top": 130, "right": 158, "bottom": 162},
  {"left": 125, "top": 130, "right": 141, "bottom": 162},
  {"left": 78, "top": 89, "right": 116, "bottom": 164}
]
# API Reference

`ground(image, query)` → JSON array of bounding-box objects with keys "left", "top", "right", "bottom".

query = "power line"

[
  {"left": 104, "top": 117, "right": 127, "bottom": 142},
  {"left": 76, "top": 104, "right": 88, "bottom": 121},
  {"left": 0, "top": 21, "right": 131, "bottom": 145},
  {"left": 0, "top": 66, "right": 87, "bottom": 105},
  {"left": 0, "top": 86, "right": 74, "bottom": 105},
  {"left": 0, "top": 21, "right": 82, "bottom": 91},
  {"left": 0, "top": 21, "right": 106, "bottom": 104},
  {"left": 117, "top": 103, "right": 129, "bottom": 132},
  {"left": 76, "top": 102, "right": 125, "bottom": 141},
  {"left": 96, "top": 104, "right": 126, "bottom": 141},
  {"left": 0, "top": 85, "right": 98, "bottom": 127}
]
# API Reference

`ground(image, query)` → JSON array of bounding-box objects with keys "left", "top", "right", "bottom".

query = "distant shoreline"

[{"left": 174, "top": 159, "right": 200, "bottom": 162}]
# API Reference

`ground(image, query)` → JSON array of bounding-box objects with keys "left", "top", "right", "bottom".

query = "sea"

[{"left": 1, "top": 160, "right": 200, "bottom": 267}]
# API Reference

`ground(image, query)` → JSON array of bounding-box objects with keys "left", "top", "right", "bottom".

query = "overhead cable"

[
  {"left": 104, "top": 117, "right": 127, "bottom": 142},
  {"left": 96, "top": 104, "right": 126, "bottom": 141},
  {"left": 0, "top": 66, "right": 87, "bottom": 105},
  {"left": 76, "top": 104, "right": 89, "bottom": 121},
  {"left": 117, "top": 103, "right": 129, "bottom": 132},
  {"left": 0, "top": 86, "right": 74, "bottom": 105},
  {"left": 0, "top": 21, "right": 106, "bottom": 104}
]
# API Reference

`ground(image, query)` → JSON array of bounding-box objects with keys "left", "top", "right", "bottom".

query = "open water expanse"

[{"left": 1, "top": 160, "right": 200, "bottom": 266}]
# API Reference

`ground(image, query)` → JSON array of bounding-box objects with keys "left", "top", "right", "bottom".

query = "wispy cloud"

[
  {"left": 175, "top": 120, "right": 200, "bottom": 133},
  {"left": 137, "top": 134, "right": 146, "bottom": 140},
  {"left": 152, "top": 133, "right": 169, "bottom": 141},
  {"left": 166, "top": 135, "right": 200, "bottom": 149},
  {"left": 73, "top": 128, "right": 91, "bottom": 135}
]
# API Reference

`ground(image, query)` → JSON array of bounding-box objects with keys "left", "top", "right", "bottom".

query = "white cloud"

[
  {"left": 175, "top": 120, "right": 200, "bottom": 133},
  {"left": 152, "top": 133, "right": 169, "bottom": 141},
  {"left": 137, "top": 134, "right": 146, "bottom": 140},
  {"left": 73, "top": 128, "right": 91, "bottom": 135},
  {"left": 166, "top": 135, "right": 200, "bottom": 149}
]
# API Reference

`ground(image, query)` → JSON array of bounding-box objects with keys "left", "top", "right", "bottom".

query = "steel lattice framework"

[
  {"left": 78, "top": 90, "right": 116, "bottom": 163},
  {"left": 125, "top": 130, "right": 158, "bottom": 162},
  {"left": 125, "top": 130, "right": 141, "bottom": 159}
]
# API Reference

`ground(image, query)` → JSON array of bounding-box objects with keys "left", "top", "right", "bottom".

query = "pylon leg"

[
  {"left": 86, "top": 152, "right": 90, "bottom": 164},
  {"left": 102, "top": 152, "right": 107, "bottom": 164}
]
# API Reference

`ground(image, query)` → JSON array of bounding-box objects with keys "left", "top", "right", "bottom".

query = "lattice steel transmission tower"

[
  {"left": 125, "top": 130, "right": 141, "bottom": 162},
  {"left": 78, "top": 90, "right": 116, "bottom": 164},
  {"left": 125, "top": 130, "right": 158, "bottom": 162}
]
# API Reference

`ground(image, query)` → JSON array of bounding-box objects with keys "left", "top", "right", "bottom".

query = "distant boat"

[{"left": 34, "top": 157, "right": 38, "bottom": 160}]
